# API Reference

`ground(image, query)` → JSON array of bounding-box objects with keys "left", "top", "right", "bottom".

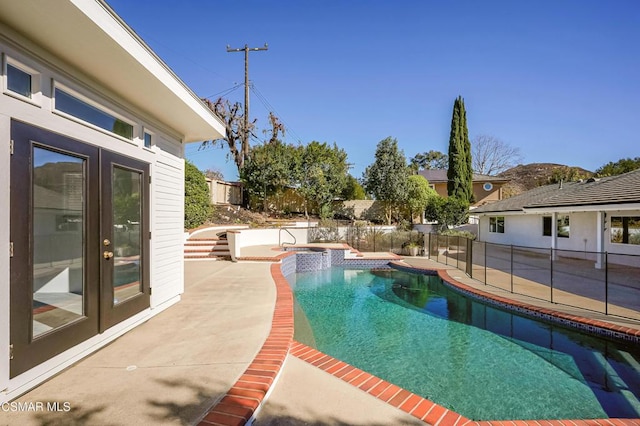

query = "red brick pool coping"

[
  {"left": 290, "top": 340, "right": 471, "bottom": 425},
  {"left": 199, "top": 253, "right": 640, "bottom": 426},
  {"left": 198, "top": 263, "right": 294, "bottom": 426}
]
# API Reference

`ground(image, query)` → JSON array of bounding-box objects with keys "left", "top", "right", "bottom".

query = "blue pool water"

[{"left": 287, "top": 267, "right": 640, "bottom": 421}]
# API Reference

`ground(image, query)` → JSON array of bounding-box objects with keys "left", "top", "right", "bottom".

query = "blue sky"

[{"left": 107, "top": 0, "right": 639, "bottom": 181}]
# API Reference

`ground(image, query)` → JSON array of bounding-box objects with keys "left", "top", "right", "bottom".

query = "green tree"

[
  {"left": 447, "top": 96, "right": 473, "bottom": 203},
  {"left": 340, "top": 174, "right": 367, "bottom": 200},
  {"left": 184, "top": 161, "right": 212, "bottom": 229},
  {"left": 410, "top": 150, "right": 448, "bottom": 172},
  {"left": 547, "top": 166, "right": 591, "bottom": 185},
  {"left": 297, "top": 141, "right": 349, "bottom": 218},
  {"left": 424, "top": 196, "right": 469, "bottom": 231},
  {"left": 404, "top": 175, "right": 437, "bottom": 224},
  {"left": 363, "top": 137, "right": 409, "bottom": 225},
  {"left": 240, "top": 140, "right": 298, "bottom": 213},
  {"left": 595, "top": 157, "right": 640, "bottom": 177}
]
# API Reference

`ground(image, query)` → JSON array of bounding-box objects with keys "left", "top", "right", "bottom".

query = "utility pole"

[{"left": 226, "top": 43, "right": 268, "bottom": 158}]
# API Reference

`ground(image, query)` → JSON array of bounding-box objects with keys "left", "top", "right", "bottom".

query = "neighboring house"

[
  {"left": 0, "top": 0, "right": 224, "bottom": 402},
  {"left": 473, "top": 170, "right": 640, "bottom": 268},
  {"left": 418, "top": 169, "right": 509, "bottom": 207}
]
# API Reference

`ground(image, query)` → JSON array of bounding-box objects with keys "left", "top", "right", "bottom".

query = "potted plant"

[{"left": 404, "top": 241, "right": 421, "bottom": 256}]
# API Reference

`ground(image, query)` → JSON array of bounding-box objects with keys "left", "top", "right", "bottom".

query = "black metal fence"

[{"left": 426, "top": 233, "right": 640, "bottom": 321}]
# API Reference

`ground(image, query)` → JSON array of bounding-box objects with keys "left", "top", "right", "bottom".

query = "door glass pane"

[
  {"left": 32, "top": 147, "right": 85, "bottom": 338},
  {"left": 112, "top": 167, "right": 142, "bottom": 304}
]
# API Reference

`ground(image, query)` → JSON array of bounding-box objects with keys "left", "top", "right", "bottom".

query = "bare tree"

[
  {"left": 201, "top": 98, "right": 286, "bottom": 173},
  {"left": 204, "top": 168, "right": 225, "bottom": 181},
  {"left": 265, "top": 112, "right": 285, "bottom": 145},
  {"left": 200, "top": 97, "right": 256, "bottom": 171},
  {"left": 472, "top": 135, "right": 523, "bottom": 175}
]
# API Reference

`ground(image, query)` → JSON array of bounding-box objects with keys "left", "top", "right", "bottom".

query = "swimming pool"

[{"left": 287, "top": 267, "right": 640, "bottom": 421}]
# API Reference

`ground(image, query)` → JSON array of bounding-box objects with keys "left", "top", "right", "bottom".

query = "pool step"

[
  {"left": 184, "top": 238, "right": 230, "bottom": 260},
  {"left": 593, "top": 352, "right": 640, "bottom": 414}
]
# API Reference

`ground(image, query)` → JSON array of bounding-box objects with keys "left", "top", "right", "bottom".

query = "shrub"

[
  {"left": 184, "top": 161, "right": 212, "bottom": 229},
  {"left": 440, "top": 229, "right": 476, "bottom": 240}
]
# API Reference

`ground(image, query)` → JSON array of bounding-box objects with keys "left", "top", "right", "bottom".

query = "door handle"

[{"left": 103, "top": 251, "right": 114, "bottom": 260}]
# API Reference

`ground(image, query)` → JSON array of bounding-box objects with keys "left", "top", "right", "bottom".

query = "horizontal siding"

[
  {"left": 157, "top": 151, "right": 183, "bottom": 172},
  {"left": 151, "top": 149, "right": 184, "bottom": 307},
  {"left": 156, "top": 135, "right": 182, "bottom": 158}
]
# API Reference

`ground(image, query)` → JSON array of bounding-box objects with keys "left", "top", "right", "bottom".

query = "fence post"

[
  {"left": 427, "top": 233, "right": 431, "bottom": 259},
  {"left": 466, "top": 237, "right": 473, "bottom": 277},
  {"left": 456, "top": 236, "right": 460, "bottom": 270},
  {"left": 372, "top": 227, "right": 376, "bottom": 252},
  {"left": 605, "top": 251, "right": 608, "bottom": 315},
  {"left": 510, "top": 245, "right": 514, "bottom": 293},
  {"left": 550, "top": 247, "right": 554, "bottom": 304},
  {"left": 484, "top": 241, "right": 487, "bottom": 285},
  {"left": 445, "top": 234, "right": 449, "bottom": 266}
]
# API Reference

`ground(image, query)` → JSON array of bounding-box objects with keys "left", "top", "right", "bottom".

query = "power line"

[
  {"left": 250, "top": 83, "right": 305, "bottom": 145},
  {"left": 204, "top": 83, "right": 243, "bottom": 100},
  {"left": 226, "top": 43, "right": 268, "bottom": 168}
]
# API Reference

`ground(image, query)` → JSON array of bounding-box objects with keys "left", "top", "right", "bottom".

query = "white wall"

[
  {"left": 0, "top": 25, "right": 187, "bottom": 399},
  {"left": 150, "top": 138, "right": 185, "bottom": 306},
  {"left": 229, "top": 228, "right": 310, "bottom": 259},
  {"left": 0, "top": 103, "right": 9, "bottom": 394},
  {"left": 479, "top": 210, "right": 640, "bottom": 257}
]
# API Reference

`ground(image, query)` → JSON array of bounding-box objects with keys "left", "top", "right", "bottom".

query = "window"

[
  {"left": 489, "top": 216, "right": 504, "bottom": 233},
  {"left": 483, "top": 182, "right": 493, "bottom": 191},
  {"left": 542, "top": 216, "right": 552, "bottom": 236},
  {"left": 143, "top": 131, "right": 152, "bottom": 149},
  {"left": 611, "top": 216, "right": 640, "bottom": 245},
  {"left": 54, "top": 86, "right": 133, "bottom": 140},
  {"left": 7, "top": 63, "right": 32, "bottom": 98},
  {"left": 557, "top": 215, "right": 570, "bottom": 238},
  {"left": 4, "top": 56, "right": 40, "bottom": 102}
]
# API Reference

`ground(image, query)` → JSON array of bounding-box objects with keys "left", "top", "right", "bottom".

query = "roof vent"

[
  {"left": 558, "top": 179, "right": 563, "bottom": 189},
  {"left": 586, "top": 177, "right": 599, "bottom": 183}
]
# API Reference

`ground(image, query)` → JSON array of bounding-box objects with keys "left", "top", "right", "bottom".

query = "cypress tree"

[{"left": 447, "top": 96, "right": 473, "bottom": 203}]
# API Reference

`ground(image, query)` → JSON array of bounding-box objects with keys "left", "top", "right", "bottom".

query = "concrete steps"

[{"left": 184, "top": 238, "right": 231, "bottom": 260}]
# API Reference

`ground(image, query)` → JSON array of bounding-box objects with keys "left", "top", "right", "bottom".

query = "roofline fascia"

[
  {"left": 95, "top": 0, "right": 215, "bottom": 116},
  {"left": 523, "top": 203, "right": 640, "bottom": 213},
  {"left": 473, "top": 209, "right": 524, "bottom": 216}
]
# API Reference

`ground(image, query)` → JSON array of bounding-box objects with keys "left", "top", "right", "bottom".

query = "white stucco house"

[
  {"left": 0, "top": 0, "right": 224, "bottom": 402},
  {"left": 473, "top": 169, "right": 640, "bottom": 268}
]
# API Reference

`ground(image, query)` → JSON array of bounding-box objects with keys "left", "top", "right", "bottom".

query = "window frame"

[
  {"left": 2, "top": 54, "right": 41, "bottom": 106},
  {"left": 52, "top": 81, "right": 136, "bottom": 142},
  {"left": 542, "top": 216, "right": 552, "bottom": 237},
  {"left": 489, "top": 216, "right": 505, "bottom": 233},
  {"left": 557, "top": 214, "right": 570, "bottom": 238},
  {"left": 610, "top": 216, "right": 640, "bottom": 245},
  {"left": 142, "top": 129, "right": 154, "bottom": 150}
]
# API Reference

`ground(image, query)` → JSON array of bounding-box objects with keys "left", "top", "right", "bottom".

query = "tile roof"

[{"left": 473, "top": 168, "right": 640, "bottom": 213}]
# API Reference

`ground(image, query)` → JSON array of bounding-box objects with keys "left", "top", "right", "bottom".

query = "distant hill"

[{"left": 498, "top": 163, "right": 593, "bottom": 197}]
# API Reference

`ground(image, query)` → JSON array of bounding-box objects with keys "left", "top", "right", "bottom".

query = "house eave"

[
  {"left": 0, "top": 0, "right": 224, "bottom": 142},
  {"left": 523, "top": 202, "right": 640, "bottom": 213}
]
